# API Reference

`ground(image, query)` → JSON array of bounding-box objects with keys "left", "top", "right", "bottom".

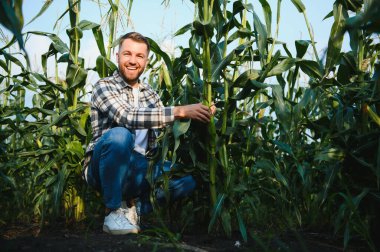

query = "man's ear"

[{"left": 116, "top": 52, "right": 119, "bottom": 61}]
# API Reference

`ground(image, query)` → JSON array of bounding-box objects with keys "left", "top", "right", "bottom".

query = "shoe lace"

[
  {"left": 120, "top": 206, "right": 140, "bottom": 226},
  {"left": 114, "top": 208, "right": 132, "bottom": 226}
]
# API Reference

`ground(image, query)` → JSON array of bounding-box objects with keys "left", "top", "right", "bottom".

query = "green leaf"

[
  {"left": 0, "top": 0, "right": 25, "bottom": 50},
  {"left": 236, "top": 209, "right": 248, "bottom": 242},
  {"left": 258, "top": 0, "right": 272, "bottom": 37},
  {"left": 272, "top": 85, "right": 290, "bottom": 130},
  {"left": 78, "top": 20, "right": 99, "bottom": 30},
  {"left": 192, "top": 19, "right": 214, "bottom": 38},
  {"left": 325, "top": 3, "right": 347, "bottom": 71},
  {"left": 0, "top": 59, "right": 9, "bottom": 73},
  {"left": 221, "top": 210, "right": 232, "bottom": 237},
  {"left": 66, "top": 140, "right": 84, "bottom": 156},
  {"left": 232, "top": 1, "right": 245, "bottom": 16},
  {"left": 172, "top": 119, "right": 191, "bottom": 165},
  {"left": 96, "top": 55, "right": 117, "bottom": 78},
  {"left": 291, "top": 0, "right": 306, "bottom": 13},
  {"left": 233, "top": 69, "right": 260, "bottom": 88},
  {"left": 162, "top": 64, "right": 172, "bottom": 92},
  {"left": 147, "top": 37, "right": 174, "bottom": 86},
  {"left": 28, "top": 31, "right": 69, "bottom": 54},
  {"left": 315, "top": 148, "right": 345, "bottom": 162},
  {"left": 272, "top": 140, "right": 294, "bottom": 157},
  {"left": 92, "top": 25, "right": 107, "bottom": 57},
  {"left": 68, "top": 0, "right": 80, "bottom": 28},
  {"left": 66, "top": 64, "right": 87, "bottom": 89},
  {"left": 26, "top": 0, "right": 53, "bottom": 26},
  {"left": 323, "top": 10, "right": 333, "bottom": 21},
  {"left": 0, "top": 50, "right": 25, "bottom": 70},
  {"left": 343, "top": 223, "right": 350, "bottom": 249},
  {"left": 211, "top": 43, "right": 247, "bottom": 82},
  {"left": 66, "top": 26, "right": 83, "bottom": 41},
  {"left": 293, "top": 88, "right": 315, "bottom": 122},
  {"left": 173, "top": 119, "right": 191, "bottom": 139},
  {"left": 96, "top": 55, "right": 107, "bottom": 78},
  {"left": 174, "top": 23, "right": 192, "bottom": 37},
  {"left": 52, "top": 167, "right": 68, "bottom": 216},
  {"left": 267, "top": 58, "right": 296, "bottom": 77},
  {"left": 366, "top": 105, "right": 380, "bottom": 127},
  {"left": 32, "top": 72, "right": 65, "bottom": 92},
  {"left": 255, "top": 159, "right": 275, "bottom": 171},
  {"left": 252, "top": 10, "right": 267, "bottom": 63},
  {"left": 69, "top": 118, "right": 87, "bottom": 137},
  {"left": 297, "top": 59, "right": 323, "bottom": 79},
  {"left": 208, "top": 194, "right": 226, "bottom": 233},
  {"left": 227, "top": 28, "right": 253, "bottom": 43},
  {"left": 295, "top": 40, "right": 311, "bottom": 58},
  {"left": 38, "top": 105, "right": 87, "bottom": 132},
  {"left": 189, "top": 36, "right": 203, "bottom": 68},
  {"left": 296, "top": 163, "right": 306, "bottom": 184}
]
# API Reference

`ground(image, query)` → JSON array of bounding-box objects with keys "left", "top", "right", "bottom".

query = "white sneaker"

[
  {"left": 103, "top": 208, "right": 139, "bottom": 235},
  {"left": 121, "top": 200, "right": 141, "bottom": 228},
  {"left": 123, "top": 205, "right": 140, "bottom": 227}
]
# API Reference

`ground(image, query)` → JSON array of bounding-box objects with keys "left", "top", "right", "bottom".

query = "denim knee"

[{"left": 102, "top": 127, "right": 134, "bottom": 155}]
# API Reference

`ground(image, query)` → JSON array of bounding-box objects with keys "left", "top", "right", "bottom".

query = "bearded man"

[{"left": 83, "top": 32, "right": 215, "bottom": 235}]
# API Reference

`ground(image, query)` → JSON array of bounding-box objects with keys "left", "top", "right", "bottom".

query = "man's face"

[{"left": 117, "top": 38, "right": 149, "bottom": 86}]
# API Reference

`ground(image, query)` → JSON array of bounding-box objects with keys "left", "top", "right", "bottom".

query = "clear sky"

[{"left": 20, "top": 0, "right": 342, "bottom": 62}]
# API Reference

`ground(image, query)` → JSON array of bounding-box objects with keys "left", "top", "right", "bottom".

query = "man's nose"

[{"left": 128, "top": 55, "right": 137, "bottom": 64}]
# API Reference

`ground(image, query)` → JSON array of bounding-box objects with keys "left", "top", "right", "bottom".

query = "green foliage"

[{"left": 1, "top": 0, "right": 379, "bottom": 251}]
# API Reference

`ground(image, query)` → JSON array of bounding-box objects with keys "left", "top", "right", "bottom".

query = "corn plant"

[
  {"left": 146, "top": 0, "right": 379, "bottom": 249},
  {"left": 0, "top": 0, "right": 123, "bottom": 225}
]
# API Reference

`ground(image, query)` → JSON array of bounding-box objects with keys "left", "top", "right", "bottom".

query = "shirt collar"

[{"left": 113, "top": 71, "right": 148, "bottom": 91}]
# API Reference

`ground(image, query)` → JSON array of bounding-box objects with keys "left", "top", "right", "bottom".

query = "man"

[{"left": 83, "top": 32, "right": 216, "bottom": 235}]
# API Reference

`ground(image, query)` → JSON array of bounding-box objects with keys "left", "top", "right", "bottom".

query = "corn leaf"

[
  {"left": 208, "top": 193, "right": 226, "bottom": 233},
  {"left": 325, "top": 3, "right": 347, "bottom": 71},
  {"left": 236, "top": 209, "right": 248, "bottom": 242},
  {"left": 66, "top": 64, "right": 87, "bottom": 89},
  {"left": 291, "top": 0, "right": 305, "bottom": 13},
  {"left": 267, "top": 58, "right": 296, "bottom": 77},
  {"left": 258, "top": 0, "right": 272, "bottom": 37},
  {"left": 297, "top": 59, "right": 323, "bottom": 79},
  {"left": 26, "top": 0, "right": 53, "bottom": 26}
]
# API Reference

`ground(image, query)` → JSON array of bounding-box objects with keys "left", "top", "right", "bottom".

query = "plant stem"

[
  {"left": 202, "top": 0, "right": 217, "bottom": 207},
  {"left": 267, "top": 0, "right": 281, "bottom": 63},
  {"left": 303, "top": 11, "right": 321, "bottom": 68},
  {"left": 107, "top": 0, "right": 120, "bottom": 60}
]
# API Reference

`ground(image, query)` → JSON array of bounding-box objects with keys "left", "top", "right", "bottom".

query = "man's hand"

[{"left": 174, "top": 103, "right": 216, "bottom": 123}]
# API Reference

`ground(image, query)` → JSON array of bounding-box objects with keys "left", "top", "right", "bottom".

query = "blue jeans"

[{"left": 86, "top": 127, "right": 196, "bottom": 214}]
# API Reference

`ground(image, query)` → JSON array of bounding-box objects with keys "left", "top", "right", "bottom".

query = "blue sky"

[{"left": 21, "top": 0, "right": 342, "bottom": 57}]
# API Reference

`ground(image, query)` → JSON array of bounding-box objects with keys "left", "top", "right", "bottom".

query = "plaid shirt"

[{"left": 85, "top": 71, "right": 174, "bottom": 155}]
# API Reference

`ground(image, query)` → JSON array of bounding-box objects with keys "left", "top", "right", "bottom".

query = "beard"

[{"left": 118, "top": 64, "right": 145, "bottom": 85}]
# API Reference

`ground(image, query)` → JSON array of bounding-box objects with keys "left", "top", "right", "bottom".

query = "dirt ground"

[{"left": 0, "top": 222, "right": 369, "bottom": 252}]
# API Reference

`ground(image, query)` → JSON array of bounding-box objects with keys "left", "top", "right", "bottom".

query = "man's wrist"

[{"left": 173, "top": 106, "right": 184, "bottom": 119}]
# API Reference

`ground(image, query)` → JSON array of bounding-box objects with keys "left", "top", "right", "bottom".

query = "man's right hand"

[{"left": 174, "top": 103, "right": 215, "bottom": 123}]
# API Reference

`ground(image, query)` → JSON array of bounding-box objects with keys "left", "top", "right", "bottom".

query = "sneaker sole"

[{"left": 103, "top": 225, "right": 139, "bottom": 235}]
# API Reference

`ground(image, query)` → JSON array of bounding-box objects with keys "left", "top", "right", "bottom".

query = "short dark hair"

[{"left": 118, "top": 32, "right": 150, "bottom": 53}]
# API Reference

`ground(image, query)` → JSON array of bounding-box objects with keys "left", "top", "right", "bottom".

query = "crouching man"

[{"left": 83, "top": 32, "right": 216, "bottom": 234}]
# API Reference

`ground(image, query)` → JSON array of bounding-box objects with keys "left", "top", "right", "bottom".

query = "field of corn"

[{"left": 1, "top": 0, "right": 380, "bottom": 251}]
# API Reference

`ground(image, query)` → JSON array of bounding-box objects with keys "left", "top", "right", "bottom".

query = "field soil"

[{"left": 0, "top": 222, "right": 368, "bottom": 251}]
